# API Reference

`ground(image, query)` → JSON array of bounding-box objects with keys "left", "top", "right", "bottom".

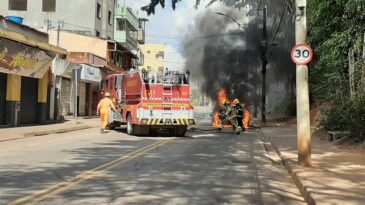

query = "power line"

[
  {"left": 145, "top": 32, "right": 245, "bottom": 39},
  {"left": 144, "top": 56, "right": 186, "bottom": 64}
]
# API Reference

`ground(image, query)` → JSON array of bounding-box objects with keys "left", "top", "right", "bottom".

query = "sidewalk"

[
  {"left": 0, "top": 118, "right": 99, "bottom": 142},
  {"left": 262, "top": 126, "right": 365, "bottom": 205}
]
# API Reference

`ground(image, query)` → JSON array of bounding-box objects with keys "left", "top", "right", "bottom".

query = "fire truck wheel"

[
  {"left": 173, "top": 126, "right": 187, "bottom": 137},
  {"left": 127, "top": 115, "right": 135, "bottom": 135}
]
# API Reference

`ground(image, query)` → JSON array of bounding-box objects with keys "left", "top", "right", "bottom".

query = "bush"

[{"left": 322, "top": 95, "right": 365, "bottom": 134}]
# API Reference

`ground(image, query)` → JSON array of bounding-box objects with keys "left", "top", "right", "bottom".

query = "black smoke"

[{"left": 183, "top": 0, "right": 295, "bottom": 115}]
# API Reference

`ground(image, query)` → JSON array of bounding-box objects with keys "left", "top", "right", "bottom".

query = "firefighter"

[
  {"left": 233, "top": 99, "right": 245, "bottom": 131},
  {"left": 219, "top": 101, "right": 242, "bottom": 134},
  {"left": 97, "top": 92, "right": 116, "bottom": 134}
]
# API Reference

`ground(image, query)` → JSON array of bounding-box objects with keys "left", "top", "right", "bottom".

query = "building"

[
  {"left": 139, "top": 44, "right": 165, "bottom": 73},
  {"left": 0, "top": 16, "right": 66, "bottom": 126},
  {"left": 114, "top": 5, "right": 146, "bottom": 69},
  {"left": 48, "top": 30, "right": 127, "bottom": 118},
  {"left": 0, "top": 0, "right": 116, "bottom": 39}
]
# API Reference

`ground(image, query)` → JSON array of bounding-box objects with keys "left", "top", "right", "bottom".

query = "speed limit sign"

[{"left": 291, "top": 44, "right": 313, "bottom": 65}]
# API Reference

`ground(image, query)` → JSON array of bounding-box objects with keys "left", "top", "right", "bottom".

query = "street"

[{"left": 0, "top": 126, "right": 305, "bottom": 205}]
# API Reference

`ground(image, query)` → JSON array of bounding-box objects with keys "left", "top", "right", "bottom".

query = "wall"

[
  {"left": 0, "top": 0, "right": 115, "bottom": 39},
  {"left": 139, "top": 44, "right": 165, "bottom": 73},
  {"left": 49, "top": 30, "right": 108, "bottom": 58}
]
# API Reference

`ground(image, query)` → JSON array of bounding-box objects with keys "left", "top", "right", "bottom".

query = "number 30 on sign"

[{"left": 291, "top": 44, "right": 314, "bottom": 65}]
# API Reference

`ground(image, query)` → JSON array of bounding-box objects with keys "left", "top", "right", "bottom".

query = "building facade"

[
  {"left": 0, "top": 0, "right": 116, "bottom": 39},
  {"left": 0, "top": 16, "right": 66, "bottom": 126},
  {"left": 114, "top": 5, "right": 146, "bottom": 69},
  {"left": 139, "top": 44, "right": 165, "bottom": 73}
]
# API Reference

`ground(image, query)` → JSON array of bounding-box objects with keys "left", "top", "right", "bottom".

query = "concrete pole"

[{"left": 296, "top": 0, "right": 311, "bottom": 167}]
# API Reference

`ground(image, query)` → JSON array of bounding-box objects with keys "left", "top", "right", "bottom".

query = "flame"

[
  {"left": 211, "top": 88, "right": 250, "bottom": 129},
  {"left": 212, "top": 89, "right": 233, "bottom": 128},
  {"left": 217, "top": 88, "right": 228, "bottom": 107}
]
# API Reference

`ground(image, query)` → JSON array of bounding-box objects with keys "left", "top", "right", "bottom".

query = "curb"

[
  {"left": 260, "top": 129, "right": 316, "bottom": 205},
  {"left": 0, "top": 125, "right": 95, "bottom": 142},
  {"left": 23, "top": 125, "right": 93, "bottom": 137}
]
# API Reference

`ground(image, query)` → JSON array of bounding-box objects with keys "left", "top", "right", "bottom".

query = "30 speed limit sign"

[{"left": 291, "top": 44, "right": 314, "bottom": 65}]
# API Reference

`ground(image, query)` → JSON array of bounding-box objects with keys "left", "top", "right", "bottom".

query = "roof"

[{"left": 0, "top": 29, "right": 67, "bottom": 55}]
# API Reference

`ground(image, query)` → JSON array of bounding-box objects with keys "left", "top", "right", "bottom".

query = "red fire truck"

[{"left": 102, "top": 70, "right": 195, "bottom": 136}]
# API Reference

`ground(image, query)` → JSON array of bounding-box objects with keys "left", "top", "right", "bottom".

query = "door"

[
  {"left": 20, "top": 77, "right": 38, "bottom": 124},
  {"left": 0, "top": 73, "right": 6, "bottom": 124}
]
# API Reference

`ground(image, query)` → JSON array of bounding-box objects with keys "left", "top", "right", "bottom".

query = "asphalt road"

[{"left": 0, "top": 125, "right": 305, "bottom": 205}]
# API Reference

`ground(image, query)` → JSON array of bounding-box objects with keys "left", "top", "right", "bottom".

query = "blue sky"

[{"left": 121, "top": 0, "right": 209, "bottom": 70}]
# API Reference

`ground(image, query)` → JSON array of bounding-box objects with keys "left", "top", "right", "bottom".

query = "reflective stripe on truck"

[{"left": 139, "top": 118, "right": 195, "bottom": 125}]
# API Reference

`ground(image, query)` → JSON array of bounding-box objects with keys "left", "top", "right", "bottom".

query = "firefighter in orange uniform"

[
  {"left": 97, "top": 92, "right": 116, "bottom": 134},
  {"left": 243, "top": 103, "right": 251, "bottom": 129}
]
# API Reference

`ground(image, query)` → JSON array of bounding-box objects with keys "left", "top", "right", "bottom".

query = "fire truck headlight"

[{"left": 188, "top": 119, "right": 196, "bottom": 125}]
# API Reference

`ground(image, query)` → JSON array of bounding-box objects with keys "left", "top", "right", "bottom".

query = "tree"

[{"left": 142, "top": 0, "right": 250, "bottom": 15}]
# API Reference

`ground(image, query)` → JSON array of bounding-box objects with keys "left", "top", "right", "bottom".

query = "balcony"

[
  {"left": 114, "top": 31, "right": 137, "bottom": 51},
  {"left": 114, "top": 7, "right": 139, "bottom": 31},
  {"left": 137, "top": 28, "right": 145, "bottom": 44}
]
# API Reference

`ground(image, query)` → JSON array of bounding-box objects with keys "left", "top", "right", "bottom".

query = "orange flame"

[
  {"left": 212, "top": 89, "right": 232, "bottom": 128},
  {"left": 217, "top": 88, "right": 228, "bottom": 107},
  {"left": 211, "top": 88, "right": 251, "bottom": 129}
]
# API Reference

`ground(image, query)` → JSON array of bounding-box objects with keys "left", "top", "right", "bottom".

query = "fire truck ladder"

[{"left": 162, "top": 82, "right": 173, "bottom": 118}]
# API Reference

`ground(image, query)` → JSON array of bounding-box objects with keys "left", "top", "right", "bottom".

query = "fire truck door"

[{"left": 116, "top": 76, "right": 123, "bottom": 104}]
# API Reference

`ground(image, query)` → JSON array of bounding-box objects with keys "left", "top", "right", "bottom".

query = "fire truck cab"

[{"left": 102, "top": 69, "right": 195, "bottom": 136}]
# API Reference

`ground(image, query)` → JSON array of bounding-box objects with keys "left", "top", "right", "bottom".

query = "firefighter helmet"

[
  {"left": 233, "top": 99, "right": 240, "bottom": 104},
  {"left": 105, "top": 92, "right": 111, "bottom": 97}
]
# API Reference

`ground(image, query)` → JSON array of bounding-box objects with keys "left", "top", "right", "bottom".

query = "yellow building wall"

[
  {"left": 38, "top": 74, "right": 48, "bottom": 103},
  {"left": 49, "top": 30, "right": 108, "bottom": 59},
  {"left": 139, "top": 44, "right": 165, "bottom": 73},
  {"left": 6, "top": 74, "right": 21, "bottom": 101}
]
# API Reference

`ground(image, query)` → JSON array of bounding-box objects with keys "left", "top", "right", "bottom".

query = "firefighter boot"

[{"left": 234, "top": 126, "right": 242, "bottom": 135}]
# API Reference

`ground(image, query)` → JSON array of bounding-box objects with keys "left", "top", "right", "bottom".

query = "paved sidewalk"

[
  {"left": 0, "top": 118, "right": 99, "bottom": 142},
  {"left": 262, "top": 126, "right": 365, "bottom": 205}
]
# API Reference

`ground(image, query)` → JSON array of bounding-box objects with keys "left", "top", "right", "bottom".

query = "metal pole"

[
  {"left": 296, "top": 0, "right": 311, "bottom": 167},
  {"left": 57, "top": 20, "right": 61, "bottom": 47},
  {"left": 261, "top": 6, "right": 267, "bottom": 124},
  {"left": 73, "top": 68, "right": 79, "bottom": 119}
]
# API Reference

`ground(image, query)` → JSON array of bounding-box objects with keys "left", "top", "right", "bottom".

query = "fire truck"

[{"left": 102, "top": 69, "right": 195, "bottom": 136}]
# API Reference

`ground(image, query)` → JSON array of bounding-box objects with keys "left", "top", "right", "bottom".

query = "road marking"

[{"left": 9, "top": 139, "right": 173, "bottom": 205}]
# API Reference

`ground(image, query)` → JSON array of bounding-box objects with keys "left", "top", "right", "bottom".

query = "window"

[
  {"left": 9, "top": 0, "right": 27, "bottom": 10},
  {"left": 147, "top": 50, "right": 150, "bottom": 54},
  {"left": 42, "top": 0, "right": 56, "bottom": 12},
  {"left": 116, "top": 19, "right": 125, "bottom": 31},
  {"left": 96, "top": 3, "right": 101, "bottom": 19},
  {"left": 156, "top": 51, "right": 164, "bottom": 59},
  {"left": 96, "top": 30, "right": 100, "bottom": 37},
  {"left": 108, "top": 10, "right": 112, "bottom": 25}
]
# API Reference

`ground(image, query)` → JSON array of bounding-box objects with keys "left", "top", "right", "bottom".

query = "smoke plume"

[{"left": 183, "top": 0, "right": 295, "bottom": 114}]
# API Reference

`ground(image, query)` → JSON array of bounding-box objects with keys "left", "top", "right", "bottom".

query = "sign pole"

[{"left": 295, "top": 0, "right": 311, "bottom": 167}]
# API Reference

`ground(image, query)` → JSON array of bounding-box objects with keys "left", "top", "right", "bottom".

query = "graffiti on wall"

[{"left": 0, "top": 38, "right": 55, "bottom": 78}]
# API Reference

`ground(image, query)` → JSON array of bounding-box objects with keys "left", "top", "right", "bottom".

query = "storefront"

[
  {"left": 0, "top": 29, "right": 66, "bottom": 126},
  {"left": 0, "top": 73, "right": 6, "bottom": 124},
  {"left": 55, "top": 63, "right": 101, "bottom": 118},
  {"left": 79, "top": 64, "right": 102, "bottom": 117}
]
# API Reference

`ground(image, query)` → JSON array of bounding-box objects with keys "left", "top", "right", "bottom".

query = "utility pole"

[
  {"left": 57, "top": 20, "right": 63, "bottom": 47},
  {"left": 296, "top": 0, "right": 311, "bottom": 167},
  {"left": 261, "top": 6, "right": 267, "bottom": 124}
]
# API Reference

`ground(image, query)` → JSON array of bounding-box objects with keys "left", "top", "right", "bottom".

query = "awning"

[
  {"left": 0, "top": 29, "right": 67, "bottom": 55},
  {"left": 0, "top": 37, "right": 56, "bottom": 78}
]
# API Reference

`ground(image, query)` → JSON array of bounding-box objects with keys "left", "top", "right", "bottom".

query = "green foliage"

[
  {"left": 322, "top": 95, "right": 365, "bottom": 132},
  {"left": 309, "top": 0, "right": 365, "bottom": 135}
]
